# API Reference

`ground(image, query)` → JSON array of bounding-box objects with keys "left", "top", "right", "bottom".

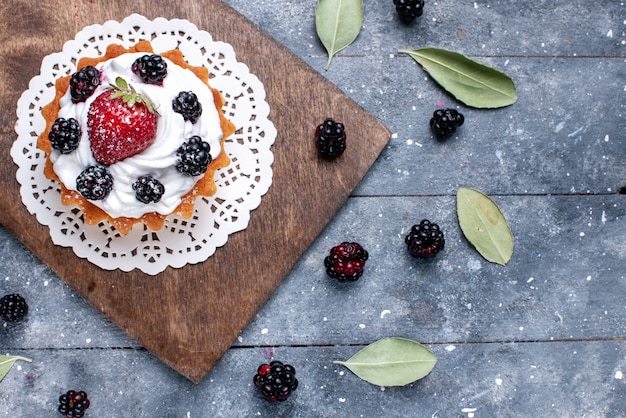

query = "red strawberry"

[{"left": 87, "top": 77, "right": 158, "bottom": 165}]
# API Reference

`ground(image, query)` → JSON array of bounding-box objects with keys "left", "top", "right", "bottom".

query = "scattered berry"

[
  {"left": 253, "top": 360, "right": 299, "bottom": 402},
  {"left": 393, "top": 0, "right": 425, "bottom": 24},
  {"left": 324, "top": 242, "right": 369, "bottom": 281},
  {"left": 430, "top": 108, "right": 464, "bottom": 140},
  {"left": 49, "top": 117, "right": 81, "bottom": 154},
  {"left": 405, "top": 219, "right": 445, "bottom": 258},
  {"left": 87, "top": 77, "right": 158, "bottom": 165},
  {"left": 176, "top": 136, "right": 212, "bottom": 176},
  {"left": 58, "top": 390, "right": 90, "bottom": 418},
  {"left": 131, "top": 54, "right": 168, "bottom": 85},
  {"left": 0, "top": 293, "right": 28, "bottom": 323},
  {"left": 76, "top": 165, "right": 113, "bottom": 200},
  {"left": 132, "top": 175, "right": 165, "bottom": 204},
  {"left": 172, "top": 91, "right": 202, "bottom": 123},
  {"left": 315, "top": 118, "right": 346, "bottom": 158},
  {"left": 70, "top": 66, "right": 101, "bottom": 103}
]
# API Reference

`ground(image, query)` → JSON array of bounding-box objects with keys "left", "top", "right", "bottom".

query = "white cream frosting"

[{"left": 52, "top": 52, "right": 223, "bottom": 219}]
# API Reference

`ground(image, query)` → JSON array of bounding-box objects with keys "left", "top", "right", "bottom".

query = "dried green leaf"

[
  {"left": 333, "top": 337, "right": 437, "bottom": 387},
  {"left": 0, "top": 355, "right": 32, "bottom": 382},
  {"left": 315, "top": 0, "right": 363, "bottom": 70},
  {"left": 457, "top": 187, "right": 514, "bottom": 265},
  {"left": 399, "top": 47, "right": 517, "bottom": 108}
]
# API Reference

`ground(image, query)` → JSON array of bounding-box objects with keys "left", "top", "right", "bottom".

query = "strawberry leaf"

[
  {"left": 107, "top": 77, "right": 157, "bottom": 114},
  {"left": 114, "top": 76, "right": 128, "bottom": 90}
]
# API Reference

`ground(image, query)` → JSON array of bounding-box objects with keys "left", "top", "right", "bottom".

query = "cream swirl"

[{"left": 52, "top": 52, "right": 223, "bottom": 219}]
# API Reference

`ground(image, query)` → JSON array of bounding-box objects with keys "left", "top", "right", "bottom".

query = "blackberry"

[
  {"left": 131, "top": 54, "right": 168, "bottom": 85},
  {"left": 70, "top": 66, "right": 100, "bottom": 103},
  {"left": 132, "top": 175, "right": 165, "bottom": 204},
  {"left": 176, "top": 136, "right": 212, "bottom": 176},
  {"left": 172, "top": 91, "right": 202, "bottom": 123},
  {"left": 0, "top": 293, "right": 28, "bottom": 323},
  {"left": 324, "top": 242, "right": 369, "bottom": 281},
  {"left": 430, "top": 108, "right": 464, "bottom": 140},
  {"left": 393, "top": 0, "right": 425, "bottom": 24},
  {"left": 49, "top": 118, "right": 81, "bottom": 154},
  {"left": 76, "top": 165, "right": 113, "bottom": 200},
  {"left": 58, "top": 390, "right": 90, "bottom": 418},
  {"left": 405, "top": 219, "right": 445, "bottom": 258},
  {"left": 315, "top": 118, "right": 346, "bottom": 158},
  {"left": 253, "top": 360, "right": 299, "bottom": 402}
]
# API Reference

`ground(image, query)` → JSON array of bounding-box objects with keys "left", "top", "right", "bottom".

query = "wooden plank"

[
  {"left": 0, "top": 1, "right": 390, "bottom": 382},
  {"left": 239, "top": 194, "right": 626, "bottom": 345},
  {"left": 225, "top": 0, "right": 625, "bottom": 197},
  {"left": 311, "top": 57, "right": 625, "bottom": 197},
  {"left": 225, "top": 0, "right": 625, "bottom": 58},
  {"left": 2, "top": 341, "right": 625, "bottom": 416},
  {"left": 3, "top": 195, "right": 623, "bottom": 350},
  {"left": 1, "top": 0, "right": 624, "bottom": 415}
]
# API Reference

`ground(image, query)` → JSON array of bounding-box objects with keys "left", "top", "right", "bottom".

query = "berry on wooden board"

[{"left": 315, "top": 118, "right": 347, "bottom": 158}]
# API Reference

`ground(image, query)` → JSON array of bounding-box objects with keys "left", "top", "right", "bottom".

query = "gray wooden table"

[{"left": 1, "top": 1, "right": 625, "bottom": 416}]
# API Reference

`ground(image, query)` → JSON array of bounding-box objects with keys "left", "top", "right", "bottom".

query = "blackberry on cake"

[
  {"left": 76, "top": 166, "right": 114, "bottom": 201},
  {"left": 172, "top": 91, "right": 203, "bottom": 123},
  {"left": 69, "top": 66, "right": 100, "bottom": 103},
  {"left": 49, "top": 118, "right": 81, "bottom": 154},
  {"left": 133, "top": 175, "right": 165, "bottom": 204},
  {"left": 131, "top": 54, "right": 168, "bottom": 85},
  {"left": 176, "top": 136, "right": 213, "bottom": 176}
]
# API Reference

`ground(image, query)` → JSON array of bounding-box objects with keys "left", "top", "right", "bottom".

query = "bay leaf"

[
  {"left": 0, "top": 355, "right": 32, "bottom": 382},
  {"left": 333, "top": 337, "right": 437, "bottom": 387},
  {"left": 457, "top": 187, "right": 514, "bottom": 265},
  {"left": 399, "top": 47, "right": 517, "bottom": 108},
  {"left": 315, "top": 0, "right": 363, "bottom": 70}
]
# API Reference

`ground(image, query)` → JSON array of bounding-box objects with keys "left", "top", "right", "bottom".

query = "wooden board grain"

[{"left": 0, "top": 1, "right": 390, "bottom": 382}]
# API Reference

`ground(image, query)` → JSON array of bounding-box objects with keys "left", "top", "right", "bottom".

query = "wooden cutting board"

[{"left": 0, "top": 1, "right": 390, "bottom": 382}]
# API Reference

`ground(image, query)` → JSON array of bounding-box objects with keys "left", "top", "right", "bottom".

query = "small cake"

[{"left": 38, "top": 41, "right": 235, "bottom": 234}]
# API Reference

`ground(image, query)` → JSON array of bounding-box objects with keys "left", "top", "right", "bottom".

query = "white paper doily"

[{"left": 11, "top": 14, "right": 276, "bottom": 275}]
